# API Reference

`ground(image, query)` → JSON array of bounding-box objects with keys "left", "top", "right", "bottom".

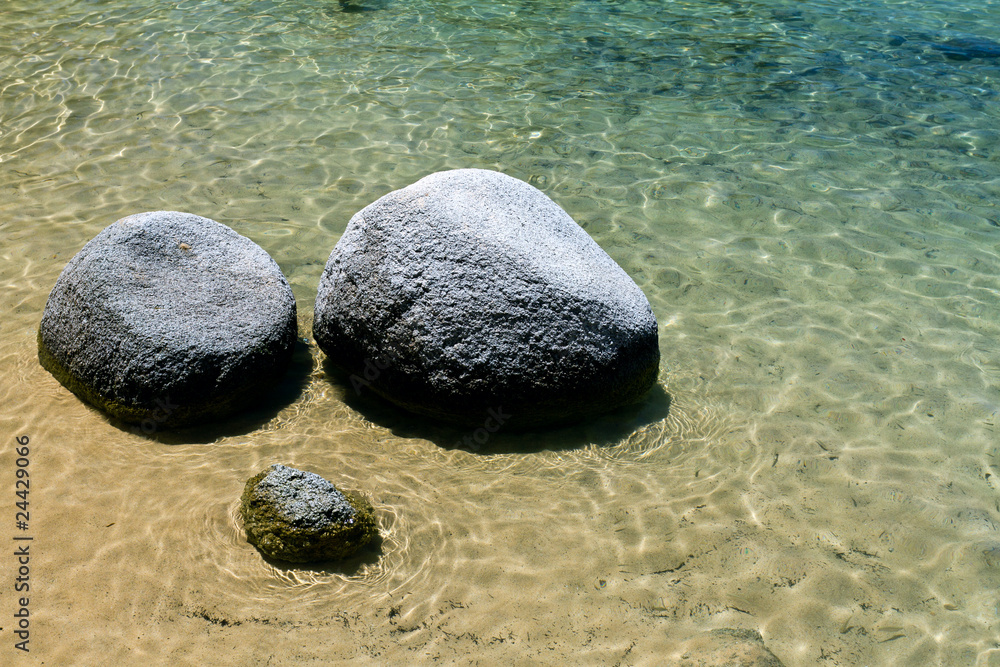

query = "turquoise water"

[{"left": 2, "top": 0, "right": 1000, "bottom": 664}]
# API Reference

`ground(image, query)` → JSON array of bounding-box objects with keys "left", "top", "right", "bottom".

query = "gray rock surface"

[
  {"left": 38, "top": 211, "right": 297, "bottom": 428},
  {"left": 240, "top": 464, "right": 378, "bottom": 563},
  {"left": 313, "top": 168, "right": 659, "bottom": 428},
  {"left": 255, "top": 464, "right": 357, "bottom": 528}
]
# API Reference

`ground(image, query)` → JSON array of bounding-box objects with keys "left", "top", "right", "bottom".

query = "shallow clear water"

[{"left": 2, "top": 0, "right": 1000, "bottom": 664}]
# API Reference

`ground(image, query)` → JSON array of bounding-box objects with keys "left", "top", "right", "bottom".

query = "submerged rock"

[
  {"left": 240, "top": 464, "right": 377, "bottom": 563},
  {"left": 38, "top": 211, "right": 297, "bottom": 429},
  {"left": 313, "top": 168, "right": 660, "bottom": 428},
  {"left": 932, "top": 36, "right": 1000, "bottom": 60}
]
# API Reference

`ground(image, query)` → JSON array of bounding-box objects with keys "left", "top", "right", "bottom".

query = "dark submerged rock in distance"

[
  {"left": 313, "top": 168, "right": 660, "bottom": 428},
  {"left": 240, "top": 464, "right": 377, "bottom": 563},
  {"left": 935, "top": 36, "right": 1000, "bottom": 60},
  {"left": 38, "top": 211, "right": 297, "bottom": 428}
]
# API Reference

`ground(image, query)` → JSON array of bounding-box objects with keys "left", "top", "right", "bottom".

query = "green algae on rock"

[{"left": 240, "top": 465, "right": 377, "bottom": 563}]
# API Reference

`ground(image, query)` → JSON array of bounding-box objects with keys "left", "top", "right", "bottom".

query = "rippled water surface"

[{"left": 2, "top": 0, "right": 1000, "bottom": 664}]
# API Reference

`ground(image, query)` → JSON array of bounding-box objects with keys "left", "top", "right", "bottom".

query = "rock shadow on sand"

[
  {"left": 322, "top": 357, "right": 672, "bottom": 455},
  {"left": 102, "top": 337, "right": 315, "bottom": 444}
]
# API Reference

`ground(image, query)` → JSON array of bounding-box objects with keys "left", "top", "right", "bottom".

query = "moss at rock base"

[
  {"left": 240, "top": 466, "right": 378, "bottom": 563},
  {"left": 37, "top": 328, "right": 288, "bottom": 429}
]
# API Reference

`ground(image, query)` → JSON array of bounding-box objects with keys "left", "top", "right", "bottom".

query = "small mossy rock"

[
  {"left": 240, "top": 464, "right": 377, "bottom": 563},
  {"left": 313, "top": 168, "right": 660, "bottom": 428},
  {"left": 38, "top": 211, "right": 297, "bottom": 428}
]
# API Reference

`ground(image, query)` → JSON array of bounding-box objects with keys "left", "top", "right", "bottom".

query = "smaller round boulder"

[
  {"left": 240, "top": 464, "right": 377, "bottom": 563},
  {"left": 38, "top": 211, "right": 297, "bottom": 428}
]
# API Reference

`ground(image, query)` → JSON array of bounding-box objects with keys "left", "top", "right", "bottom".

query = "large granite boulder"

[
  {"left": 240, "top": 464, "right": 377, "bottom": 563},
  {"left": 38, "top": 211, "right": 297, "bottom": 429},
  {"left": 313, "top": 168, "right": 659, "bottom": 428}
]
